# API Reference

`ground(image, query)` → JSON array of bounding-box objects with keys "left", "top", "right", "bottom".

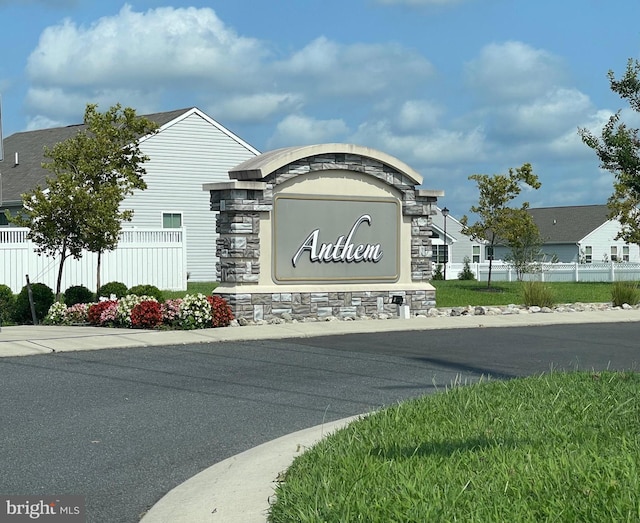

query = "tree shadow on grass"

[{"left": 370, "top": 436, "right": 526, "bottom": 460}]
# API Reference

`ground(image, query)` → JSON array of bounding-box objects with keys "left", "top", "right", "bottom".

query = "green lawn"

[
  {"left": 430, "top": 280, "right": 614, "bottom": 308},
  {"left": 269, "top": 371, "right": 640, "bottom": 522},
  {"left": 162, "top": 281, "right": 219, "bottom": 300}
]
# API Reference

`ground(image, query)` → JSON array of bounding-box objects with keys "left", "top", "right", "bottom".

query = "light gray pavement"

[{"left": 2, "top": 307, "right": 640, "bottom": 522}]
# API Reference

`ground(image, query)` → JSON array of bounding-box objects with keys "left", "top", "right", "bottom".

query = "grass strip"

[
  {"left": 269, "top": 371, "right": 640, "bottom": 522},
  {"left": 430, "top": 281, "right": 614, "bottom": 307}
]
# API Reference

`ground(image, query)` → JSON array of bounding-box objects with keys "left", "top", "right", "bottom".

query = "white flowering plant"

[
  {"left": 44, "top": 301, "right": 68, "bottom": 325},
  {"left": 177, "top": 293, "right": 212, "bottom": 330}
]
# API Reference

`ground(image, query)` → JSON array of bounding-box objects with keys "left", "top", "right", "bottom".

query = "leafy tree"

[
  {"left": 460, "top": 163, "right": 541, "bottom": 287},
  {"left": 502, "top": 209, "right": 544, "bottom": 281},
  {"left": 580, "top": 59, "right": 640, "bottom": 245},
  {"left": 11, "top": 104, "right": 158, "bottom": 298}
]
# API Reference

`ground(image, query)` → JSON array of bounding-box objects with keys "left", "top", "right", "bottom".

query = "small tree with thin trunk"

[
  {"left": 11, "top": 104, "right": 158, "bottom": 298},
  {"left": 460, "top": 163, "right": 541, "bottom": 287},
  {"left": 502, "top": 209, "right": 544, "bottom": 281}
]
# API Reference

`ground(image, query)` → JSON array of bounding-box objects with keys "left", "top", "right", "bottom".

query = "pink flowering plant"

[
  {"left": 65, "top": 303, "right": 89, "bottom": 324},
  {"left": 161, "top": 299, "right": 182, "bottom": 327}
]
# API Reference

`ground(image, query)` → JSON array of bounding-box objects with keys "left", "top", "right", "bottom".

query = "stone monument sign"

[{"left": 204, "top": 143, "right": 442, "bottom": 322}]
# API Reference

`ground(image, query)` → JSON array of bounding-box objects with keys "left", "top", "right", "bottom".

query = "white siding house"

[
  {"left": 124, "top": 109, "right": 259, "bottom": 281},
  {"left": 430, "top": 206, "right": 486, "bottom": 267},
  {"left": 0, "top": 107, "right": 260, "bottom": 284}
]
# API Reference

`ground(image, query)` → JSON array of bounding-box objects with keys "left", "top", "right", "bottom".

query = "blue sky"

[{"left": 1, "top": 0, "right": 640, "bottom": 218}]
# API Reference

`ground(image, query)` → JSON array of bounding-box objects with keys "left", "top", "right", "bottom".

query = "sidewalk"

[
  {"left": 2, "top": 307, "right": 640, "bottom": 358},
  {"left": 2, "top": 308, "right": 640, "bottom": 522}
]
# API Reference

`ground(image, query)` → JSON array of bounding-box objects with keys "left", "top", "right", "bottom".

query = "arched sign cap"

[{"left": 229, "top": 143, "right": 423, "bottom": 186}]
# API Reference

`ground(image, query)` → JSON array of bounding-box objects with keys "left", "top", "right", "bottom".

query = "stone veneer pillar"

[{"left": 205, "top": 145, "right": 443, "bottom": 322}]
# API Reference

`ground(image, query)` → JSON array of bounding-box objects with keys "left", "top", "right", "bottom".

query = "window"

[
  {"left": 623, "top": 245, "right": 630, "bottom": 262},
  {"left": 486, "top": 246, "right": 494, "bottom": 260},
  {"left": 584, "top": 246, "right": 592, "bottom": 264},
  {"left": 611, "top": 245, "right": 618, "bottom": 262},
  {"left": 472, "top": 245, "right": 480, "bottom": 263},
  {"left": 432, "top": 245, "right": 448, "bottom": 264},
  {"left": 162, "top": 212, "right": 182, "bottom": 229}
]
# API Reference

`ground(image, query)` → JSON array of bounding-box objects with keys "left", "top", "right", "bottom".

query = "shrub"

[
  {"left": 178, "top": 293, "right": 212, "bottom": 329},
  {"left": 611, "top": 281, "right": 640, "bottom": 307},
  {"left": 458, "top": 256, "right": 476, "bottom": 281},
  {"left": 432, "top": 264, "right": 444, "bottom": 280},
  {"left": 522, "top": 281, "right": 555, "bottom": 308},
  {"left": 88, "top": 300, "right": 118, "bottom": 326},
  {"left": 0, "top": 284, "right": 15, "bottom": 325},
  {"left": 13, "top": 282, "right": 55, "bottom": 324},
  {"left": 131, "top": 300, "right": 163, "bottom": 328},
  {"left": 97, "top": 281, "right": 128, "bottom": 300},
  {"left": 161, "top": 299, "right": 182, "bottom": 327},
  {"left": 208, "top": 295, "right": 234, "bottom": 327},
  {"left": 64, "top": 285, "right": 95, "bottom": 306},
  {"left": 128, "top": 284, "right": 164, "bottom": 302}
]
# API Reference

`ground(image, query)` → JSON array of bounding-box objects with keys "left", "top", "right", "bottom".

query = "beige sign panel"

[{"left": 273, "top": 194, "right": 400, "bottom": 283}]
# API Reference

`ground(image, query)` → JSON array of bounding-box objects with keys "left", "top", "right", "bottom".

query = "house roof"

[
  {"left": 0, "top": 107, "right": 233, "bottom": 205},
  {"left": 528, "top": 204, "right": 610, "bottom": 243}
]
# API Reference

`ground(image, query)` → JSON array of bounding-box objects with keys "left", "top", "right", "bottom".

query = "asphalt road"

[{"left": 1, "top": 323, "right": 638, "bottom": 522}]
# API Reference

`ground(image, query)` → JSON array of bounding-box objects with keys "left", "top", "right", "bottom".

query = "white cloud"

[
  {"left": 466, "top": 41, "right": 566, "bottom": 101},
  {"left": 508, "top": 88, "right": 592, "bottom": 136},
  {"left": 352, "top": 119, "right": 487, "bottom": 166},
  {"left": 209, "top": 93, "right": 303, "bottom": 123},
  {"left": 23, "top": 6, "right": 435, "bottom": 132},
  {"left": 25, "top": 86, "right": 162, "bottom": 126},
  {"left": 394, "top": 100, "right": 444, "bottom": 132},
  {"left": 274, "top": 36, "right": 434, "bottom": 98},
  {"left": 268, "top": 114, "right": 350, "bottom": 148},
  {"left": 27, "top": 5, "right": 267, "bottom": 90}
]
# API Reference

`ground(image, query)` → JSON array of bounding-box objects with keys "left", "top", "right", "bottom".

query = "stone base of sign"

[{"left": 214, "top": 285, "right": 436, "bottom": 322}]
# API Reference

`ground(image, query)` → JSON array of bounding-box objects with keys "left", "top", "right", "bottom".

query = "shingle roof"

[
  {"left": 0, "top": 107, "right": 193, "bottom": 204},
  {"left": 528, "top": 204, "right": 610, "bottom": 243}
]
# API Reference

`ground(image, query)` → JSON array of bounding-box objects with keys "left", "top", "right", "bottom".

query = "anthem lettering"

[{"left": 292, "top": 214, "right": 383, "bottom": 267}]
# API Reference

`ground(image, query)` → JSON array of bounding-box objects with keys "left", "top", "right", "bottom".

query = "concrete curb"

[{"left": 140, "top": 416, "right": 361, "bottom": 523}]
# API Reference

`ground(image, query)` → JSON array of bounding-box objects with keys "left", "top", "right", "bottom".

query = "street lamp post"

[{"left": 442, "top": 207, "right": 449, "bottom": 280}]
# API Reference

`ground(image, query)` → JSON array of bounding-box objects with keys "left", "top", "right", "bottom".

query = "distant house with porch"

[
  {"left": 0, "top": 107, "right": 260, "bottom": 282},
  {"left": 430, "top": 206, "right": 487, "bottom": 267},
  {"left": 493, "top": 204, "right": 640, "bottom": 263}
]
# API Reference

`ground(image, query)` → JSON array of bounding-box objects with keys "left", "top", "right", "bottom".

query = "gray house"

[
  {"left": 493, "top": 204, "right": 640, "bottom": 263},
  {"left": 0, "top": 107, "right": 260, "bottom": 281}
]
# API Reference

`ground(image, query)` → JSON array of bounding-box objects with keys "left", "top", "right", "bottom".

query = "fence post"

[
  {"left": 611, "top": 262, "right": 615, "bottom": 282},
  {"left": 574, "top": 262, "right": 579, "bottom": 282},
  {"left": 25, "top": 274, "right": 38, "bottom": 326}
]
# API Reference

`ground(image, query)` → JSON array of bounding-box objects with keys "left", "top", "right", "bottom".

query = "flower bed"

[{"left": 45, "top": 293, "right": 233, "bottom": 329}]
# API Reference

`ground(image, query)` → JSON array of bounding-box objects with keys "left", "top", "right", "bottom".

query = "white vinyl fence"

[
  {"left": 0, "top": 227, "right": 187, "bottom": 294},
  {"left": 446, "top": 261, "right": 640, "bottom": 283}
]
